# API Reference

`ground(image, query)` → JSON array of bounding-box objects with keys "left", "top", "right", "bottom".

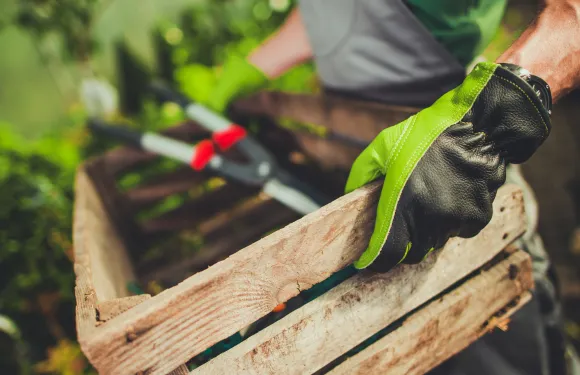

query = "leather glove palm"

[{"left": 346, "top": 62, "right": 551, "bottom": 272}]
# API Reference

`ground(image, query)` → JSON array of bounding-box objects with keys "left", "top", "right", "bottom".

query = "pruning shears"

[{"left": 88, "top": 81, "right": 330, "bottom": 216}]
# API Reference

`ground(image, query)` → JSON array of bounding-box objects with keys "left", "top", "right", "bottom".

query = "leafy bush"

[
  {"left": 0, "top": 123, "right": 90, "bottom": 372},
  {"left": 1, "top": 1, "right": 315, "bottom": 372}
]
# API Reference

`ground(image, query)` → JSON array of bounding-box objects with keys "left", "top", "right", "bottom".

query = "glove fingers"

[
  {"left": 403, "top": 240, "right": 436, "bottom": 264},
  {"left": 345, "top": 124, "right": 409, "bottom": 194},
  {"left": 368, "top": 204, "right": 412, "bottom": 273},
  {"left": 345, "top": 140, "right": 385, "bottom": 193}
]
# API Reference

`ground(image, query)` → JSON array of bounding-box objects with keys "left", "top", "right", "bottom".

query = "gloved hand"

[
  {"left": 345, "top": 62, "right": 551, "bottom": 272},
  {"left": 206, "top": 56, "right": 270, "bottom": 113},
  {"left": 176, "top": 55, "right": 269, "bottom": 113}
]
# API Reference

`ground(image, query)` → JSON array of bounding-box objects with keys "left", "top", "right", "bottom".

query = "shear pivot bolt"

[
  {"left": 258, "top": 162, "right": 271, "bottom": 177},
  {"left": 209, "top": 157, "right": 223, "bottom": 168}
]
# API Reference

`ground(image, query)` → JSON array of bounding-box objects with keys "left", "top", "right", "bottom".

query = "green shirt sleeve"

[{"left": 404, "top": 0, "right": 507, "bottom": 67}]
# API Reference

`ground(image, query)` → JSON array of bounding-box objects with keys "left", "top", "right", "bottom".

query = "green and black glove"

[
  {"left": 177, "top": 55, "right": 269, "bottom": 113},
  {"left": 346, "top": 62, "right": 551, "bottom": 272},
  {"left": 206, "top": 56, "right": 270, "bottom": 113}
]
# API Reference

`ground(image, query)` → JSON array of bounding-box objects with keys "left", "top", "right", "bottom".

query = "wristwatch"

[{"left": 499, "top": 63, "right": 553, "bottom": 115}]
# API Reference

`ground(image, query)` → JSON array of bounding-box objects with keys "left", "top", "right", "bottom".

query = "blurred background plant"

[
  {"left": 1, "top": 0, "right": 579, "bottom": 374},
  {"left": 0, "top": 0, "right": 312, "bottom": 373}
]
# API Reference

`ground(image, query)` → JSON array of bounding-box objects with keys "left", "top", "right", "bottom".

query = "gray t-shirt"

[{"left": 298, "top": 0, "right": 466, "bottom": 107}]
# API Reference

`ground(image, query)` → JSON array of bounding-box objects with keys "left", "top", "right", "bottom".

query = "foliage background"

[
  {"left": 2, "top": 0, "right": 577, "bottom": 374},
  {"left": 0, "top": 1, "right": 310, "bottom": 373}
]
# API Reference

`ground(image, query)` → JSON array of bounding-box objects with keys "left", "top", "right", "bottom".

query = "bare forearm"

[
  {"left": 497, "top": 0, "right": 580, "bottom": 102},
  {"left": 248, "top": 8, "right": 313, "bottom": 79}
]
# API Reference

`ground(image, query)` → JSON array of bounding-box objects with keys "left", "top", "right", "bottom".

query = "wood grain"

[
  {"left": 140, "top": 182, "right": 259, "bottom": 235},
  {"left": 327, "top": 252, "right": 533, "bottom": 375},
  {"left": 97, "top": 295, "right": 152, "bottom": 323},
  {"left": 232, "top": 92, "right": 419, "bottom": 170},
  {"left": 168, "top": 365, "right": 190, "bottom": 375},
  {"left": 93, "top": 292, "right": 189, "bottom": 375},
  {"left": 81, "top": 184, "right": 524, "bottom": 375},
  {"left": 141, "top": 197, "right": 299, "bottom": 284},
  {"left": 74, "top": 168, "right": 136, "bottom": 303},
  {"left": 195, "top": 190, "right": 528, "bottom": 375},
  {"left": 73, "top": 170, "right": 99, "bottom": 342},
  {"left": 85, "top": 158, "right": 145, "bottom": 265},
  {"left": 125, "top": 167, "right": 207, "bottom": 209}
]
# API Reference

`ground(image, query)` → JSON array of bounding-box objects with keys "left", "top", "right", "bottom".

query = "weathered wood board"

[
  {"left": 77, "top": 184, "right": 525, "bottom": 375},
  {"left": 195, "top": 209, "right": 529, "bottom": 374},
  {"left": 327, "top": 252, "right": 532, "bottom": 375}
]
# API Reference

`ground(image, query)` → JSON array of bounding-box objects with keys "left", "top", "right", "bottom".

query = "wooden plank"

[
  {"left": 168, "top": 365, "right": 190, "bottom": 375},
  {"left": 125, "top": 167, "right": 207, "bottom": 209},
  {"left": 195, "top": 193, "right": 528, "bottom": 375},
  {"left": 140, "top": 182, "right": 259, "bottom": 235},
  {"left": 73, "top": 170, "right": 99, "bottom": 343},
  {"left": 74, "top": 168, "right": 137, "bottom": 304},
  {"left": 141, "top": 198, "right": 299, "bottom": 284},
  {"left": 233, "top": 91, "right": 418, "bottom": 140},
  {"left": 232, "top": 92, "right": 419, "bottom": 170},
  {"left": 85, "top": 158, "right": 145, "bottom": 263},
  {"left": 327, "top": 251, "right": 533, "bottom": 375},
  {"left": 81, "top": 183, "right": 524, "bottom": 375},
  {"left": 93, "top": 293, "right": 189, "bottom": 375},
  {"left": 97, "top": 295, "right": 152, "bottom": 323}
]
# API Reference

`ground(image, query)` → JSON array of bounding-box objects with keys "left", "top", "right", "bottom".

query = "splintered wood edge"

[
  {"left": 195, "top": 196, "right": 528, "bottom": 375},
  {"left": 326, "top": 251, "right": 533, "bottom": 375},
  {"left": 83, "top": 184, "right": 525, "bottom": 375}
]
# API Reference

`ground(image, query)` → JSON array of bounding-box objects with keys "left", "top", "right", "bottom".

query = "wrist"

[
  {"left": 246, "top": 8, "right": 312, "bottom": 79},
  {"left": 207, "top": 56, "right": 269, "bottom": 112},
  {"left": 497, "top": 1, "right": 580, "bottom": 102}
]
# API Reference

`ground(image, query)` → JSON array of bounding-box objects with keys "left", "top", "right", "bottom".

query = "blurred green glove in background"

[{"left": 176, "top": 56, "right": 269, "bottom": 113}]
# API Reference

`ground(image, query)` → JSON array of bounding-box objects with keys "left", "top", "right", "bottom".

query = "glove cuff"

[
  {"left": 465, "top": 62, "right": 552, "bottom": 164},
  {"left": 207, "top": 56, "right": 269, "bottom": 112}
]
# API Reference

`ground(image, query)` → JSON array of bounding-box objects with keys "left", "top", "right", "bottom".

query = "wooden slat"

[
  {"left": 326, "top": 252, "right": 533, "bottom": 375},
  {"left": 233, "top": 91, "right": 418, "bottom": 139},
  {"left": 141, "top": 198, "right": 299, "bottom": 284},
  {"left": 140, "top": 182, "right": 260, "bottom": 235},
  {"left": 97, "top": 295, "right": 152, "bottom": 323},
  {"left": 195, "top": 193, "right": 528, "bottom": 375},
  {"left": 85, "top": 158, "right": 145, "bottom": 262},
  {"left": 81, "top": 183, "right": 524, "bottom": 375},
  {"left": 125, "top": 167, "right": 207, "bottom": 209},
  {"left": 73, "top": 167, "right": 136, "bottom": 354},
  {"left": 74, "top": 168, "right": 136, "bottom": 303},
  {"left": 94, "top": 293, "right": 189, "bottom": 375},
  {"left": 168, "top": 365, "right": 190, "bottom": 375},
  {"left": 232, "top": 92, "right": 419, "bottom": 170}
]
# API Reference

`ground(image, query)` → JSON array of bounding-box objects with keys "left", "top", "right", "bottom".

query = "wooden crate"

[{"left": 73, "top": 92, "right": 533, "bottom": 375}]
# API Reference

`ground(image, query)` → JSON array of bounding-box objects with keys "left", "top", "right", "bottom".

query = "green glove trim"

[
  {"left": 206, "top": 56, "right": 269, "bottom": 112},
  {"left": 345, "top": 62, "right": 499, "bottom": 269}
]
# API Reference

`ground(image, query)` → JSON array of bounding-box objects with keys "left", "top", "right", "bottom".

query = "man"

[{"left": 200, "top": 1, "right": 580, "bottom": 374}]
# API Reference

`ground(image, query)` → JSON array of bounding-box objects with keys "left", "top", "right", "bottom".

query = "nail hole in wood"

[
  {"left": 508, "top": 264, "right": 519, "bottom": 280},
  {"left": 126, "top": 331, "right": 138, "bottom": 343}
]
